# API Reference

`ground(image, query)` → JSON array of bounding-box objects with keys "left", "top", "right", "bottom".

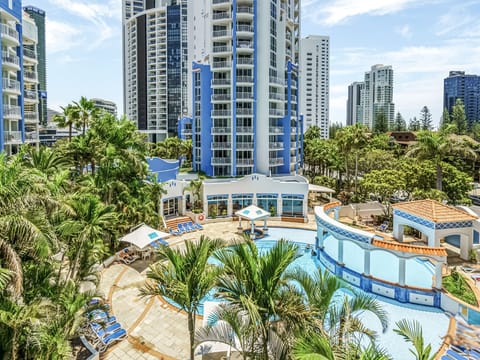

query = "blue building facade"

[
  {"left": 184, "top": 0, "right": 302, "bottom": 177},
  {"left": 444, "top": 71, "right": 480, "bottom": 128},
  {"left": 1, "top": 0, "right": 24, "bottom": 154}
]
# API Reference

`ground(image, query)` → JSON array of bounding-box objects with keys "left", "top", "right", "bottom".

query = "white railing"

[
  {"left": 1, "top": 24, "right": 19, "bottom": 42},
  {"left": 2, "top": 51, "right": 19, "bottom": 67},
  {"left": 4, "top": 131, "right": 22, "bottom": 144},
  {"left": 2, "top": 79, "right": 20, "bottom": 93}
]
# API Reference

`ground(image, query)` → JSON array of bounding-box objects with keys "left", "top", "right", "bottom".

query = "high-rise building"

[
  {"left": 361, "top": 64, "right": 394, "bottom": 129},
  {"left": 300, "top": 35, "right": 329, "bottom": 138},
  {"left": 92, "top": 98, "right": 117, "bottom": 117},
  {"left": 444, "top": 71, "right": 480, "bottom": 128},
  {"left": 23, "top": 5, "right": 46, "bottom": 126},
  {"left": 187, "top": 0, "right": 301, "bottom": 177},
  {"left": 346, "top": 81, "right": 364, "bottom": 126},
  {"left": 22, "top": 10, "right": 40, "bottom": 147},
  {"left": 1, "top": 1, "right": 25, "bottom": 154},
  {"left": 122, "top": 0, "right": 189, "bottom": 142}
]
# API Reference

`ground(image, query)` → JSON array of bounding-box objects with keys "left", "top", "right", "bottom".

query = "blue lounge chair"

[
  {"left": 376, "top": 222, "right": 388, "bottom": 232},
  {"left": 178, "top": 223, "right": 190, "bottom": 233},
  {"left": 185, "top": 222, "right": 196, "bottom": 231},
  {"left": 446, "top": 349, "right": 469, "bottom": 360},
  {"left": 91, "top": 322, "right": 122, "bottom": 338},
  {"left": 194, "top": 222, "right": 204, "bottom": 230},
  {"left": 97, "top": 328, "right": 127, "bottom": 352}
]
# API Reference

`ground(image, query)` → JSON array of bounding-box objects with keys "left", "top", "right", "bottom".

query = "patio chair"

[
  {"left": 376, "top": 222, "right": 388, "bottom": 232},
  {"left": 446, "top": 349, "right": 469, "bottom": 360},
  {"left": 194, "top": 222, "right": 204, "bottom": 230},
  {"left": 96, "top": 328, "right": 127, "bottom": 352},
  {"left": 185, "top": 221, "right": 196, "bottom": 231},
  {"left": 91, "top": 322, "right": 122, "bottom": 339},
  {"left": 178, "top": 223, "right": 191, "bottom": 233}
]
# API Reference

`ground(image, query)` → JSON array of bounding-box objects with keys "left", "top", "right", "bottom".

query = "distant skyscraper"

[
  {"left": 122, "top": 0, "right": 189, "bottom": 142},
  {"left": 24, "top": 5, "right": 46, "bottom": 126},
  {"left": 300, "top": 35, "right": 329, "bottom": 138},
  {"left": 186, "top": 0, "right": 301, "bottom": 177},
  {"left": 361, "top": 64, "right": 394, "bottom": 129},
  {"left": 346, "top": 81, "right": 364, "bottom": 126},
  {"left": 92, "top": 98, "right": 117, "bottom": 117},
  {"left": 444, "top": 71, "right": 480, "bottom": 128}
]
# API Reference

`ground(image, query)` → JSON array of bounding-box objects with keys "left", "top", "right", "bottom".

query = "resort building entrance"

[{"left": 163, "top": 197, "right": 180, "bottom": 218}]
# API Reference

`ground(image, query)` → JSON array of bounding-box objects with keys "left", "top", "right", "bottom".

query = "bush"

[{"left": 443, "top": 269, "right": 478, "bottom": 306}]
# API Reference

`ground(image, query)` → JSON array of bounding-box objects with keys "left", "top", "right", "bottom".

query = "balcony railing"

[
  {"left": 212, "top": 93, "right": 230, "bottom": 101},
  {"left": 269, "top": 126, "right": 284, "bottom": 134},
  {"left": 237, "top": 7, "right": 254, "bottom": 15},
  {"left": 24, "top": 111, "right": 38, "bottom": 122},
  {"left": 236, "top": 57, "right": 253, "bottom": 65},
  {"left": 269, "top": 158, "right": 284, "bottom": 166},
  {"left": 212, "top": 61, "right": 231, "bottom": 69},
  {"left": 236, "top": 41, "right": 253, "bottom": 50},
  {"left": 212, "top": 78, "right": 231, "bottom": 85},
  {"left": 24, "top": 71, "right": 38, "bottom": 81},
  {"left": 213, "top": 30, "right": 231, "bottom": 38},
  {"left": 24, "top": 131, "right": 38, "bottom": 142},
  {"left": 269, "top": 109, "right": 284, "bottom": 116},
  {"left": 213, "top": 45, "right": 231, "bottom": 53},
  {"left": 236, "top": 92, "right": 254, "bottom": 99},
  {"left": 211, "top": 157, "right": 232, "bottom": 165},
  {"left": 236, "top": 76, "right": 253, "bottom": 83},
  {"left": 269, "top": 76, "right": 284, "bottom": 85},
  {"left": 23, "top": 48, "right": 36, "bottom": 60},
  {"left": 236, "top": 126, "right": 253, "bottom": 133},
  {"left": 237, "top": 25, "right": 253, "bottom": 33},
  {"left": 270, "top": 92, "right": 284, "bottom": 100},
  {"left": 213, "top": 0, "right": 230, "bottom": 4},
  {"left": 269, "top": 142, "right": 284, "bottom": 149},
  {"left": 212, "top": 12, "right": 230, "bottom": 20},
  {"left": 1, "top": 24, "right": 19, "bottom": 42},
  {"left": 236, "top": 108, "right": 253, "bottom": 115},
  {"left": 2, "top": 51, "right": 19, "bottom": 67},
  {"left": 212, "top": 142, "right": 232, "bottom": 149},
  {"left": 211, "top": 127, "right": 232, "bottom": 134},
  {"left": 237, "top": 159, "right": 254, "bottom": 165},
  {"left": 211, "top": 109, "right": 231, "bottom": 117},
  {"left": 3, "top": 105, "right": 21, "bottom": 118},
  {"left": 4, "top": 131, "right": 22, "bottom": 144},
  {"left": 2, "top": 79, "right": 20, "bottom": 93},
  {"left": 236, "top": 142, "right": 254, "bottom": 149},
  {"left": 24, "top": 89, "right": 38, "bottom": 101}
]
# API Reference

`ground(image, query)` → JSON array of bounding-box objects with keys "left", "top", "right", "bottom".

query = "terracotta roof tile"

[
  {"left": 392, "top": 199, "right": 477, "bottom": 223},
  {"left": 372, "top": 239, "right": 447, "bottom": 257}
]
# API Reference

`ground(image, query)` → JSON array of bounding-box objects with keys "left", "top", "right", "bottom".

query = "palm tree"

[
  {"left": 214, "top": 239, "right": 310, "bottom": 358},
  {"left": 406, "top": 129, "right": 476, "bottom": 191},
  {"left": 23, "top": 146, "right": 70, "bottom": 177},
  {"left": 184, "top": 179, "right": 203, "bottom": 212},
  {"left": 52, "top": 104, "right": 77, "bottom": 142},
  {"left": 140, "top": 236, "right": 224, "bottom": 360},
  {"left": 393, "top": 319, "right": 435, "bottom": 360},
  {"left": 72, "top": 96, "right": 99, "bottom": 136}
]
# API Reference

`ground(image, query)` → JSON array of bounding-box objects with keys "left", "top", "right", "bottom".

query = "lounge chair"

[
  {"left": 178, "top": 223, "right": 191, "bottom": 233},
  {"left": 169, "top": 228, "right": 181, "bottom": 236},
  {"left": 194, "top": 222, "right": 204, "bottom": 230},
  {"left": 185, "top": 222, "right": 196, "bottom": 231},
  {"left": 376, "top": 222, "right": 388, "bottom": 232},
  {"left": 461, "top": 266, "right": 478, "bottom": 273},
  {"left": 96, "top": 328, "right": 127, "bottom": 352},
  {"left": 446, "top": 349, "right": 469, "bottom": 360},
  {"left": 91, "top": 322, "right": 122, "bottom": 338}
]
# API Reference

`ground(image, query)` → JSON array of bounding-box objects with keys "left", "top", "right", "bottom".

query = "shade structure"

[
  {"left": 120, "top": 224, "right": 170, "bottom": 250},
  {"left": 235, "top": 204, "right": 270, "bottom": 221}
]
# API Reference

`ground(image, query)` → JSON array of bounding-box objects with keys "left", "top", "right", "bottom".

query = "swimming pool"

[{"left": 170, "top": 227, "right": 449, "bottom": 359}]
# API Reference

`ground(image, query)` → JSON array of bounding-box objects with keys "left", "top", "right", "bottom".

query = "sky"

[{"left": 38, "top": 0, "right": 480, "bottom": 127}]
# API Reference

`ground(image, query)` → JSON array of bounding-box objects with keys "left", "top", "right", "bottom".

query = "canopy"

[
  {"left": 235, "top": 204, "right": 270, "bottom": 221},
  {"left": 120, "top": 224, "right": 170, "bottom": 250}
]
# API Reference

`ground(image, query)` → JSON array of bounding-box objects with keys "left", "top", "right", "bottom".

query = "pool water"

[{"left": 171, "top": 227, "right": 449, "bottom": 360}]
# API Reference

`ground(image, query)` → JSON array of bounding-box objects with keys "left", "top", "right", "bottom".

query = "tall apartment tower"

[
  {"left": 1, "top": 1, "right": 24, "bottom": 154},
  {"left": 188, "top": 0, "right": 301, "bottom": 177},
  {"left": 122, "top": 0, "right": 189, "bottom": 142},
  {"left": 444, "top": 71, "right": 480, "bottom": 128},
  {"left": 22, "top": 10, "right": 40, "bottom": 147},
  {"left": 23, "top": 6, "right": 46, "bottom": 126},
  {"left": 361, "top": 64, "right": 394, "bottom": 129},
  {"left": 300, "top": 35, "right": 329, "bottom": 138},
  {"left": 346, "top": 81, "right": 364, "bottom": 126}
]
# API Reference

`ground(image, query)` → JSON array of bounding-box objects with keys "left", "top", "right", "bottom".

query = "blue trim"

[
  {"left": 252, "top": 0, "right": 257, "bottom": 173},
  {"left": 299, "top": 114, "right": 304, "bottom": 167},
  {"left": 316, "top": 214, "right": 372, "bottom": 244},
  {"left": 177, "top": 115, "right": 192, "bottom": 140},
  {"left": 232, "top": 0, "right": 237, "bottom": 176},
  {"left": 393, "top": 209, "right": 435, "bottom": 229},
  {"left": 191, "top": 65, "right": 197, "bottom": 169}
]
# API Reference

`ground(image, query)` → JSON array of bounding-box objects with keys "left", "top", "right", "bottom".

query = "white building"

[
  {"left": 361, "top": 64, "right": 394, "bottom": 129},
  {"left": 92, "top": 98, "right": 117, "bottom": 117},
  {"left": 300, "top": 35, "right": 329, "bottom": 138},
  {"left": 346, "top": 81, "right": 364, "bottom": 126},
  {"left": 122, "top": 0, "right": 189, "bottom": 142},
  {"left": 187, "top": 0, "right": 301, "bottom": 177}
]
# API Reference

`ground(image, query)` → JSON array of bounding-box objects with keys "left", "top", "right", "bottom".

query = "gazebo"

[
  {"left": 120, "top": 224, "right": 170, "bottom": 250},
  {"left": 235, "top": 205, "right": 270, "bottom": 239},
  {"left": 392, "top": 200, "right": 478, "bottom": 260}
]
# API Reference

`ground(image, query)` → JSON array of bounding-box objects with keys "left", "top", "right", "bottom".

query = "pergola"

[
  {"left": 235, "top": 205, "right": 270, "bottom": 239},
  {"left": 392, "top": 199, "right": 478, "bottom": 260},
  {"left": 308, "top": 184, "right": 335, "bottom": 202}
]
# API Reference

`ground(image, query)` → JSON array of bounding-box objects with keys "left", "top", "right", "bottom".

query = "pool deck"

[
  {"left": 97, "top": 216, "right": 474, "bottom": 359},
  {"left": 99, "top": 217, "right": 318, "bottom": 359}
]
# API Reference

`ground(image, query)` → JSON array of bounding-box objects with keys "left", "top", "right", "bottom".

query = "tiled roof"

[
  {"left": 392, "top": 199, "right": 477, "bottom": 223},
  {"left": 372, "top": 239, "right": 448, "bottom": 257}
]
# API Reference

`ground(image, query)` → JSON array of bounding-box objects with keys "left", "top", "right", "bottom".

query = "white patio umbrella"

[{"left": 120, "top": 224, "right": 170, "bottom": 250}]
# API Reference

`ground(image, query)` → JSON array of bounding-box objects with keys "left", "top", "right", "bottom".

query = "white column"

[
  {"left": 251, "top": 221, "right": 255, "bottom": 239},
  {"left": 318, "top": 228, "right": 325, "bottom": 248},
  {"left": 399, "top": 258, "right": 406, "bottom": 286},
  {"left": 434, "top": 262, "right": 443, "bottom": 289},
  {"left": 393, "top": 222, "right": 404, "bottom": 242},
  {"left": 364, "top": 250, "right": 370, "bottom": 276},
  {"left": 338, "top": 239, "right": 344, "bottom": 264}
]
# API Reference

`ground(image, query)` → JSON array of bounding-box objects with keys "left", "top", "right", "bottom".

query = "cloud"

[
  {"left": 396, "top": 24, "right": 412, "bottom": 38},
  {"left": 45, "top": 19, "right": 82, "bottom": 54},
  {"left": 47, "top": 0, "right": 120, "bottom": 50},
  {"left": 303, "top": 0, "right": 433, "bottom": 26}
]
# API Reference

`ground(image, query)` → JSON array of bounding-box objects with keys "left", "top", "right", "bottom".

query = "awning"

[
  {"left": 120, "top": 224, "right": 170, "bottom": 250},
  {"left": 235, "top": 204, "right": 270, "bottom": 221},
  {"left": 308, "top": 184, "right": 335, "bottom": 193}
]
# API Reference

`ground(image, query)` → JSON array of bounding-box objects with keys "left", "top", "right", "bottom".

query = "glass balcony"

[
  {"left": 212, "top": 12, "right": 230, "bottom": 20},
  {"left": 1, "top": 23, "right": 19, "bottom": 44},
  {"left": 269, "top": 126, "right": 284, "bottom": 134},
  {"left": 1, "top": 51, "right": 19, "bottom": 69},
  {"left": 24, "top": 111, "right": 38, "bottom": 122},
  {"left": 3, "top": 105, "right": 21, "bottom": 118},
  {"left": 211, "top": 157, "right": 232, "bottom": 165},
  {"left": 236, "top": 159, "right": 254, "bottom": 165},
  {"left": 24, "top": 71, "right": 38, "bottom": 82},
  {"left": 212, "top": 142, "right": 232, "bottom": 149},
  {"left": 24, "top": 89, "right": 38, "bottom": 102},
  {"left": 2, "top": 79, "right": 20, "bottom": 94},
  {"left": 4, "top": 131, "right": 22, "bottom": 144},
  {"left": 269, "top": 158, "right": 284, "bottom": 166},
  {"left": 23, "top": 48, "right": 37, "bottom": 61}
]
